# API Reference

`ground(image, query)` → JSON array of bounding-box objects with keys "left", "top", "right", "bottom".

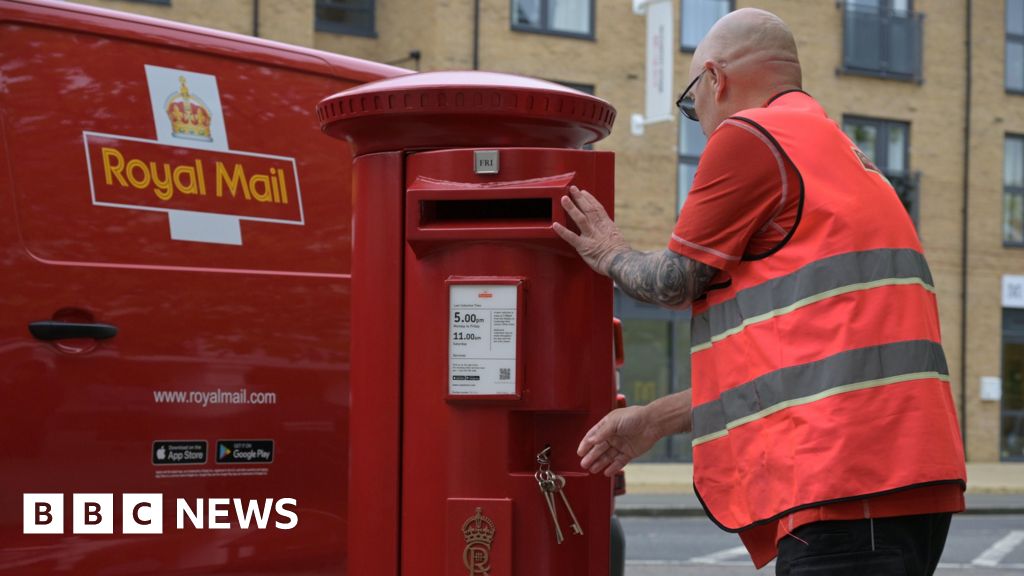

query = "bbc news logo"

[{"left": 24, "top": 494, "right": 297, "bottom": 534}]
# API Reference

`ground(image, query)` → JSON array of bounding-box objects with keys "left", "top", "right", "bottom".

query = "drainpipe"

[
  {"left": 959, "top": 0, "right": 972, "bottom": 459},
  {"left": 473, "top": 0, "right": 480, "bottom": 70},
  {"left": 253, "top": 0, "right": 259, "bottom": 37}
]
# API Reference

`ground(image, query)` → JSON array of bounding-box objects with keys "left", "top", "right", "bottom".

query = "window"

[
  {"left": 553, "top": 81, "right": 594, "bottom": 95},
  {"left": 843, "top": 116, "right": 919, "bottom": 226},
  {"left": 614, "top": 291, "right": 692, "bottom": 462},
  {"left": 1009, "top": 0, "right": 1024, "bottom": 92},
  {"left": 1003, "top": 309, "right": 1024, "bottom": 461},
  {"left": 680, "top": 0, "right": 731, "bottom": 51},
  {"left": 511, "top": 0, "right": 593, "bottom": 38},
  {"left": 677, "top": 119, "right": 707, "bottom": 211},
  {"left": 315, "top": 0, "right": 375, "bottom": 37},
  {"left": 841, "top": 0, "right": 922, "bottom": 81},
  {"left": 1005, "top": 136, "right": 1024, "bottom": 246}
]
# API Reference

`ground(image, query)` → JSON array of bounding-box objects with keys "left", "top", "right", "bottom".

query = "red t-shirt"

[
  {"left": 669, "top": 117, "right": 800, "bottom": 272},
  {"left": 668, "top": 115, "right": 964, "bottom": 568}
]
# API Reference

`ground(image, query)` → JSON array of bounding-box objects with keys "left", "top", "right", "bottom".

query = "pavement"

[{"left": 615, "top": 462, "right": 1024, "bottom": 517}]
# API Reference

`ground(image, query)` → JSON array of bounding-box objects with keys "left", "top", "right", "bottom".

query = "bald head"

[
  {"left": 696, "top": 8, "right": 801, "bottom": 87},
  {"left": 687, "top": 8, "right": 801, "bottom": 131}
]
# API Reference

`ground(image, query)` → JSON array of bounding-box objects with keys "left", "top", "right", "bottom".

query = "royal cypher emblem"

[{"left": 462, "top": 507, "right": 496, "bottom": 576}]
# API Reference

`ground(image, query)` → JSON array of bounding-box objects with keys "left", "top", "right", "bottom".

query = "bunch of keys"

[{"left": 535, "top": 445, "right": 583, "bottom": 544}]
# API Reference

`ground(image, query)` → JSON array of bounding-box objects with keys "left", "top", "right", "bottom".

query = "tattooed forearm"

[{"left": 608, "top": 249, "right": 719, "bottom": 308}]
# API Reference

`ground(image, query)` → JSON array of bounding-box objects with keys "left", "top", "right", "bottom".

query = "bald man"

[{"left": 555, "top": 8, "right": 966, "bottom": 576}]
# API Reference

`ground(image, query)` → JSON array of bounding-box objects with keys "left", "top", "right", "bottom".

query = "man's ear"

[{"left": 710, "top": 65, "right": 727, "bottom": 102}]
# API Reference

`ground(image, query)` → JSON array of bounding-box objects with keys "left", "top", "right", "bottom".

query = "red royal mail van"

[{"left": 0, "top": 0, "right": 406, "bottom": 573}]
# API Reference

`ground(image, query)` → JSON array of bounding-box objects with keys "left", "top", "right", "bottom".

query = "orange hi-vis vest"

[{"left": 689, "top": 91, "right": 967, "bottom": 532}]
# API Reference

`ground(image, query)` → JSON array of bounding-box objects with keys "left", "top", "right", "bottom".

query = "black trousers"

[{"left": 775, "top": 513, "right": 953, "bottom": 576}]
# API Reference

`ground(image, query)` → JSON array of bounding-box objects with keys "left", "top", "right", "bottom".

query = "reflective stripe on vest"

[
  {"left": 691, "top": 248, "right": 934, "bottom": 353},
  {"left": 691, "top": 339, "right": 949, "bottom": 446}
]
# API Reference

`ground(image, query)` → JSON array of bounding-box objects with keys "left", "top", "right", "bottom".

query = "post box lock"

[{"left": 474, "top": 150, "right": 499, "bottom": 175}]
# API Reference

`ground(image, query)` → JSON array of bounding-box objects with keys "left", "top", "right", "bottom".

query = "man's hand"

[
  {"left": 554, "top": 186, "right": 718, "bottom": 308},
  {"left": 578, "top": 390, "right": 694, "bottom": 477},
  {"left": 577, "top": 406, "right": 660, "bottom": 477},
  {"left": 552, "top": 186, "right": 629, "bottom": 276}
]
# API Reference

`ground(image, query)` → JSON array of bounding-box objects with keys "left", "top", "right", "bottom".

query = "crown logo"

[
  {"left": 462, "top": 507, "right": 495, "bottom": 546},
  {"left": 462, "top": 507, "right": 495, "bottom": 576},
  {"left": 165, "top": 76, "right": 213, "bottom": 142}
]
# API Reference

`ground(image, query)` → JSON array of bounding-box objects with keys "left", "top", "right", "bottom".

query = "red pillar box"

[{"left": 318, "top": 71, "right": 617, "bottom": 576}]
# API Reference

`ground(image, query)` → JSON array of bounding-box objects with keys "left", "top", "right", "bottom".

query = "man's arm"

[
  {"left": 552, "top": 186, "right": 719, "bottom": 308},
  {"left": 608, "top": 249, "right": 719, "bottom": 309},
  {"left": 578, "top": 389, "right": 693, "bottom": 476},
  {"left": 552, "top": 186, "right": 712, "bottom": 475}
]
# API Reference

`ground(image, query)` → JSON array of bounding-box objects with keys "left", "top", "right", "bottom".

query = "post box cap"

[{"left": 317, "top": 71, "right": 616, "bottom": 156}]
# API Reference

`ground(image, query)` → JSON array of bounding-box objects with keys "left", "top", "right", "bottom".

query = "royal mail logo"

[
  {"left": 84, "top": 135, "right": 299, "bottom": 220},
  {"left": 23, "top": 494, "right": 298, "bottom": 534},
  {"left": 166, "top": 76, "right": 213, "bottom": 142},
  {"left": 81, "top": 65, "right": 304, "bottom": 246}
]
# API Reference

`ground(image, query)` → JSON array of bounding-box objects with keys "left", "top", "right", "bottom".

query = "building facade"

[{"left": 69, "top": 0, "right": 1024, "bottom": 463}]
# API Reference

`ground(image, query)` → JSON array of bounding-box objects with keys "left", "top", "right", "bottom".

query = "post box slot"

[{"left": 420, "top": 198, "right": 551, "bottom": 227}]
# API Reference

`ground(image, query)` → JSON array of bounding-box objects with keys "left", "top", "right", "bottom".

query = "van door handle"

[{"left": 28, "top": 321, "right": 118, "bottom": 341}]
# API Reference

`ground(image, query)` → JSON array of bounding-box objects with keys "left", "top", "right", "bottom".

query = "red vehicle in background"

[{"left": 0, "top": 0, "right": 404, "bottom": 572}]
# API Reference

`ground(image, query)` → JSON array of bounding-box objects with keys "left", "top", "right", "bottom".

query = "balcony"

[
  {"left": 840, "top": 1, "right": 923, "bottom": 82},
  {"left": 887, "top": 170, "right": 921, "bottom": 227}
]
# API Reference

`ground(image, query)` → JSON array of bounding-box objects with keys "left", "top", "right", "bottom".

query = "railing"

[
  {"left": 841, "top": 1, "right": 924, "bottom": 82},
  {"left": 887, "top": 170, "right": 922, "bottom": 227}
]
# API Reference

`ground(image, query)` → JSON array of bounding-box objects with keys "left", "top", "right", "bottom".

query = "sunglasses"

[{"left": 676, "top": 69, "right": 707, "bottom": 122}]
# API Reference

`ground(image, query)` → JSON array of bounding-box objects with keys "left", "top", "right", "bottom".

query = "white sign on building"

[
  {"left": 1004, "top": 275, "right": 1024, "bottom": 309},
  {"left": 631, "top": 0, "right": 674, "bottom": 136}
]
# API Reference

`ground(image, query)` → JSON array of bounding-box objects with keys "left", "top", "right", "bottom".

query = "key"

[
  {"left": 536, "top": 471, "right": 564, "bottom": 543},
  {"left": 554, "top": 474, "right": 584, "bottom": 536}
]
